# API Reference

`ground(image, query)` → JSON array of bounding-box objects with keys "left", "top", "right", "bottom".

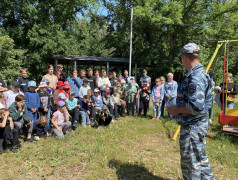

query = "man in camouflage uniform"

[{"left": 167, "top": 43, "right": 214, "bottom": 180}]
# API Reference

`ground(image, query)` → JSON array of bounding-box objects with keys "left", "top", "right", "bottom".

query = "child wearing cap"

[
  {"left": 53, "top": 81, "right": 66, "bottom": 104},
  {"left": 125, "top": 80, "right": 137, "bottom": 116},
  {"left": 91, "top": 88, "right": 103, "bottom": 125},
  {"left": 98, "top": 105, "right": 112, "bottom": 127},
  {"left": 102, "top": 88, "right": 114, "bottom": 115},
  {"left": 51, "top": 101, "right": 71, "bottom": 138},
  {"left": 79, "top": 79, "right": 91, "bottom": 99},
  {"left": 63, "top": 81, "right": 72, "bottom": 98},
  {"left": 66, "top": 91, "right": 80, "bottom": 129},
  {"left": 25, "top": 81, "right": 40, "bottom": 141},
  {"left": 4, "top": 81, "right": 24, "bottom": 108},
  {"left": 151, "top": 78, "right": 164, "bottom": 120},
  {"left": 111, "top": 88, "right": 125, "bottom": 120},
  {"left": 17, "top": 68, "right": 29, "bottom": 93},
  {"left": 78, "top": 95, "right": 90, "bottom": 127},
  {"left": 37, "top": 82, "right": 51, "bottom": 135}
]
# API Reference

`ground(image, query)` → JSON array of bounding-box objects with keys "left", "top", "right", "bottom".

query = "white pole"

[{"left": 129, "top": 6, "right": 133, "bottom": 77}]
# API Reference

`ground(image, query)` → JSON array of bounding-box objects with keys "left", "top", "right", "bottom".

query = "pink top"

[
  {"left": 155, "top": 86, "right": 161, "bottom": 99},
  {"left": 53, "top": 110, "right": 65, "bottom": 126}
]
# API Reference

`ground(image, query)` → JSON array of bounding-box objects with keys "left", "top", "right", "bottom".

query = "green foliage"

[
  {"left": 0, "top": 30, "right": 24, "bottom": 81},
  {"left": 1, "top": 0, "right": 238, "bottom": 83}
]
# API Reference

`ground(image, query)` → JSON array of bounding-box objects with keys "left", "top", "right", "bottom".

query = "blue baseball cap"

[
  {"left": 178, "top": 43, "right": 200, "bottom": 57},
  {"left": 28, "top": 80, "right": 37, "bottom": 87},
  {"left": 58, "top": 101, "right": 65, "bottom": 107}
]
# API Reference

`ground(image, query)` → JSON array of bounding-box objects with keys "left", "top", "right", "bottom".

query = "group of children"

[{"left": 0, "top": 66, "right": 170, "bottom": 154}]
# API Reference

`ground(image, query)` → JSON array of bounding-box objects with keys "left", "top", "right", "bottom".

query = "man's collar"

[{"left": 185, "top": 63, "right": 203, "bottom": 77}]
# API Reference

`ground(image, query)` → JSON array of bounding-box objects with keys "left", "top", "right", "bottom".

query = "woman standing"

[
  {"left": 42, "top": 65, "right": 58, "bottom": 90},
  {"left": 98, "top": 70, "right": 111, "bottom": 96}
]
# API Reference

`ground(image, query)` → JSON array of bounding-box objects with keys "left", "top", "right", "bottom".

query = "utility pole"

[{"left": 129, "top": 6, "right": 133, "bottom": 77}]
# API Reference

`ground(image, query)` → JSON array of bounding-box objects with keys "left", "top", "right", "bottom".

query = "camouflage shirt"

[{"left": 176, "top": 63, "right": 213, "bottom": 125}]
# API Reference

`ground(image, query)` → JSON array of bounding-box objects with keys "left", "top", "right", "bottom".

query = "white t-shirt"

[
  {"left": 4, "top": 90, "right": 23, "bottom": 108},
  {"left": 0, "top": 102, "right": 4, "bottom": 109}
]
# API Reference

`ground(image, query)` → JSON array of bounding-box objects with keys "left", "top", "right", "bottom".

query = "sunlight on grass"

[{"left": 0, "top": 105, "right": 237, "bottom": 179}]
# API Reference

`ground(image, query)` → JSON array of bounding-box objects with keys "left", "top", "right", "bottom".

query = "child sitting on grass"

[
  {"left": 152, "top": 78, "right": 164, "bottom": 121},
  {"left": 102, "top": 88, "right": 114, "bottom": 115},
  {"left": 78, "top": 95, "right": 90, "bottom": 127},
  {"left": 111, "top": 88, "right": 125, "bottom": 120},
  {"left": 98, "top": 105, "right": 112, "bottom": 127},
  {"left": 66, "top": 91, "right": 80, "bottom": 129},
  {"left": 51, "top": 101, "right": 71, "bottom": 138},
  {"left": 9, "top": 95, "right": 33, "bottom": 142},
  {"left": 0, "top": 108, "right": 20, "bottom": 153},
  {"left": 33, "top": 115, "right": 49, "bottom": 140},
  {"left": 25, "top": 81, "right": 40, "bottom": 141},
  {"left": 91, "top": 88, "right": 103, "bottom": 125}
]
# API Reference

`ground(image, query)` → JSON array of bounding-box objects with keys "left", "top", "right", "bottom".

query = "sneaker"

[
  {"left": 208, "top": 119, "right": 212, "bottom": 125},
  {"left": 10, "top": 145, "right": 18, "bottom": 153},
  {"left": 152, "top": 117, "right": 155, "bottom": 120},
  {"left": 156, "top": 118, "right": 160, "bottom": 121},
  {"left": 34, "top": 136, "right": 40, "bottom": 141},
  {"left": 137, "top": 115, "right": 141, "bottom": 118},
  {"left": 25, "top": 137, "right": 37, "bottom": 142}
]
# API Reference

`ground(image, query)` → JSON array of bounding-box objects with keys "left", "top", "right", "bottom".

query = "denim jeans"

[
  {"left": 165, "top": 97, "right": 176, "bottom": 118},
  {"left": 79, "top": 111, "right": 90, "bottom": 126},
  {"left": 153, "top": 102, "right": 162, "bottom": 118},
  {"left": 53, "top": 121, "right": 72, "bottom": 138},
  {"left": 227, "top": 101, "right": 234, "bottom": 109}
]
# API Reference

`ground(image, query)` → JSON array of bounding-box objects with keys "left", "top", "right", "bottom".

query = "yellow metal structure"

[{"left": 172, "top": 40, "right": 238, "bottom": 141}]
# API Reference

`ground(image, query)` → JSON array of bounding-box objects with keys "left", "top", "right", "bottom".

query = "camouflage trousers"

[{"left": 179, "top": 118, "right": 214, "bottom": 180}]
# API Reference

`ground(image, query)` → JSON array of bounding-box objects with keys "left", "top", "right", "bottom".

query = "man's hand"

[
  {"left": 167, "top": 95, "right": 171, "bottom": 98},
  {"left": 44, "top": 108, "right": 48, "bottom": 112},
  {"left": 27, "top": 120, "right": 32, "bottom": 126},
  {"left": 76, "top": 105, "right": 81, "bottom": 108},
  {"left": 87, "top": 110, "right": 90, "bottom": 115}
]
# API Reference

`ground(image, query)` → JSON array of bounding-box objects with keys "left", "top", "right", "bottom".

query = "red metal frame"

[{"left": 219, "top": 111, "right": 238, "bottom": 126}]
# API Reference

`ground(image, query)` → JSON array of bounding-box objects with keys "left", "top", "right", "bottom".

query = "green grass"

[{"left": 0, "top": 104, "right": 237, "bottom": 179}]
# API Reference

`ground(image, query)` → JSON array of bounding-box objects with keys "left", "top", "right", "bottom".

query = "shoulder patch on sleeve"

[{"left": 189, "top": 83, "right": 196, "bottom": 96}]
